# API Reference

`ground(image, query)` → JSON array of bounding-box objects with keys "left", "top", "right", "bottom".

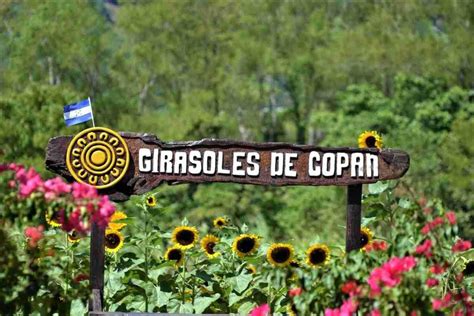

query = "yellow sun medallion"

[{"left": 66, "top": 127, "right": 129, "bottom": 189}]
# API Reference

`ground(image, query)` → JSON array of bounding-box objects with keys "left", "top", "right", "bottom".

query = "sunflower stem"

[{"left": 143, "top": 202, "right": 149, "bottom": 312}]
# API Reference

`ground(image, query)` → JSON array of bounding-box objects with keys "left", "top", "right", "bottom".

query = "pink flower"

[
  {"left": 340, "top": 299, "right": 358, "bottom": 315},
  {"left": 250, "top": 304, "right": 270, "bottom": 316},
  {"left": 288, "top": 287, "right": 302, "bottom": 297},
  {"left": 432, "top": 292, "right": 452, "bottom": 311},
  {"left": 432, "top": 217, "right": 444, "bottom": 226},
  {"left": 430, "top": 264, "right": 445, "bottom": 275},
  {"left": 8, "top": 180, "right": 16, "bottom": 188},
  {"left": 366, "top": 241, "right": 388, "bottom": 252},
  {"left": 421, "top": 224, "right": 431, "bottom": 235},
  {"left": 415, "top": 239, "right": 433, "bottom": 258},
  {"left": 445, "top": 211, "right": 456, "bottom": 225},
  {"left": 324, "top": 298, "right": 358, "bottom": 316},
  {"left": 423, "top": 207, "right": 432, "bottom": 214},
  {"left": 91, "top": 195, "right": 115, "bottom": 228},
  {"left": 24, "top": 225, "right": 44, "bottom": 247},
  {"left": 16, "top": 167, "right": 43, "bottom": 198},
  {"left": 426, "top": 278, "right": 439, "bottom": 287},
  {"left": 432, "top": 299, "right": 443, "bottom": 311},
  {"left": 341, "top": 281, "right": 359, "bottom": 296},
  {"left": 44, "top": 177, "right": 71, "bottom": 200},
  {"left": 324, "top": 308, "right": 340, "bottom": 316},
  {"left": 367, "top": 256, "right": 417, "bottom": 296},
  {"left": 72, "top": 182, "right": 98, "bottom": 200},
  {"left": 452, "top": 239, "right": 472, "bottom": 253},
  {"left": 370, "top": 309, "right": 381, "bottom": 316}
]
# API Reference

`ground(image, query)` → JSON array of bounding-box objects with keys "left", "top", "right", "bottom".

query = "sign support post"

[
  {"left": 345, "top": 184, "right": 362, "bottom": 252},
  {"left": 89, "top": 223, "right": 105, "bottom": 312}
]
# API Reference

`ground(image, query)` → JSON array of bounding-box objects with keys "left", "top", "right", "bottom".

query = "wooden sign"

[{"left": 45, "top": 127, "right": 409, "bottom": 201}]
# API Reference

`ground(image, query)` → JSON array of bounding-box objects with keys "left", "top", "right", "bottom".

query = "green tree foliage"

[{"left": 0, "top": 0, "right": 472, "bottom": 241}]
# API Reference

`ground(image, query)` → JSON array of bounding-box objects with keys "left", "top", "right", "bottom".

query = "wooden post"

[
  {"left": 89, "top": 222, "right": 105, "bottom": 311},
  {"left": 346, "top": 184, "right": 362, "bottom": 252}
]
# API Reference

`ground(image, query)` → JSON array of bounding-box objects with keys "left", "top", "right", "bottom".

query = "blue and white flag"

[{"left": 63, "top": 98, "right": 94, "bottom": 126}]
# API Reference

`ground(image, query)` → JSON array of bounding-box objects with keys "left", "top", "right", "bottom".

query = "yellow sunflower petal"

[
  {"left": 110, "top": 211, "right": 127, "bottom": 222},
  {"left": 45, "top": 211, "right": 61, "bottom": 228}
]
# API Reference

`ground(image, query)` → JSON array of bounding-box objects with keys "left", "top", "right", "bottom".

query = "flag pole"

[{"left": 88, "top": 97, "right": 96, "bottom": 127}]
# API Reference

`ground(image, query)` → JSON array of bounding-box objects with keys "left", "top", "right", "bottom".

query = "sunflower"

[
  {"left": 45, "top": 211, "right": 61, "bottom": 228},
  {"left": 267, "top": 243, "right": 294, "bottom": 267},
  {"left": 201, "top": 235, "right": 220, "bottom": 258},
  {"left": 171, "top": 226, "right": 199, "bottom": 249},
  {"left": 213, "top": 216, "right": 229, "bottom": 229},
  {"left": 146, "top": 195, "right": 156, "bottom": 207},
  {"left": 246, "top": 264, "right": 257, "bottom": 274},
  {"left": 358, "top": 130, "right": 383, "bottom": 149},
  {"left": 67, "top": 230, "right": 81, "bottom": 243},
  {"left": 105, "top": 229, "right": 124, "bottom": 253},
  {"left": 232, "top": 234, "right": 260, "bottom": 257},
  {"left": 108, "top": 211, "right": 127, "bottom": 231},
  {"left": 287, "top": 303, "right": 298, "bottom": 316},
  {"left": 164, "top": 246, "right": 185, "bottom": 266},
  {"left": 306, "top": 244, "right": 331, "bottom": 267},
  {"left": 360, "top": 227, "right": 373, "bottom": 249}
]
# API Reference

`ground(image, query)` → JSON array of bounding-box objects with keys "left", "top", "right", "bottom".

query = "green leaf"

[
  {"left": 229, "top": 292, "right": 242, "bottom": 307},
  {"left": 368, "top": 181, "right": 389, "bottom": 194},
  {"left": 238, "top": 301, "right": 255, "bottom": 315},
  {"left": 156, "top": 288, "right": 172, "bottom": 307},
  {"left": 398, "top": 198, "right": 411, "bottom": 209},
  {"left": 193, "top": 294, "right": 220, "bottom": 313},
  {"left": 230, "top": 273, "right": 253, "bottom": 294}
]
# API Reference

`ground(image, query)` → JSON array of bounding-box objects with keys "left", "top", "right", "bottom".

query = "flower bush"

[
  {"left": 0, "top": 163, "right": 116, "bottom": 313},
  {"left": 0, "top": 164, "right": 473, "bottom": 315}
]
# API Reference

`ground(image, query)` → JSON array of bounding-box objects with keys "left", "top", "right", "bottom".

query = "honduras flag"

[{"left": 63, "top": 98, "right": 94, "bottom": 126}]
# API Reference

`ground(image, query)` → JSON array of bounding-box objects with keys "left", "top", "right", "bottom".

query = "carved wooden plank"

[{"left": 45, "top": 132, "right": 409, "bottom": 201}]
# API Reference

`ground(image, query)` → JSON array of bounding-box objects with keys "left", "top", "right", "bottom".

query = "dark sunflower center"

[
  {"left": 176, "top": 230, "right": 195, "bottom": 245},
  {"left": 236, "top": 237, "right": 256, "bottom": 253},
  {"left": 309, "top": 248, "right": 326, "bottom": 265},
  {"left": 69, "top": 231, "right": 79, "bottom": 240},
  {"left": 365, "top": 136, "right": 376, "bottom": 148},
  {"left": 147, "top": 197, "right": 154, "bottom": 204},
  {"left": 464, "top": 261, "right": 474, "bottom": 276},
  {"left": 205, "top": 242, "right": 216, "bottom": 254},
  {"left": 290, "top": 261, "right": 300, "bottom": 268},
  {"left": 105, "top": 233, "right": 120, "bottom": 249},
  {"left": 168, "top": 249, "right": 182, "bottom": 262},
  {"left": 52, "top": 211, "right": 60, "bottom": 221},
  {"left": 271, "top": 247, "right": 291, "bottom": 263},
  {"left": 360, "top": 232, "right": 369, "bottom": 247},
  {"left": 217, "top": 220, "right": 224, "bottom": 226}
]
